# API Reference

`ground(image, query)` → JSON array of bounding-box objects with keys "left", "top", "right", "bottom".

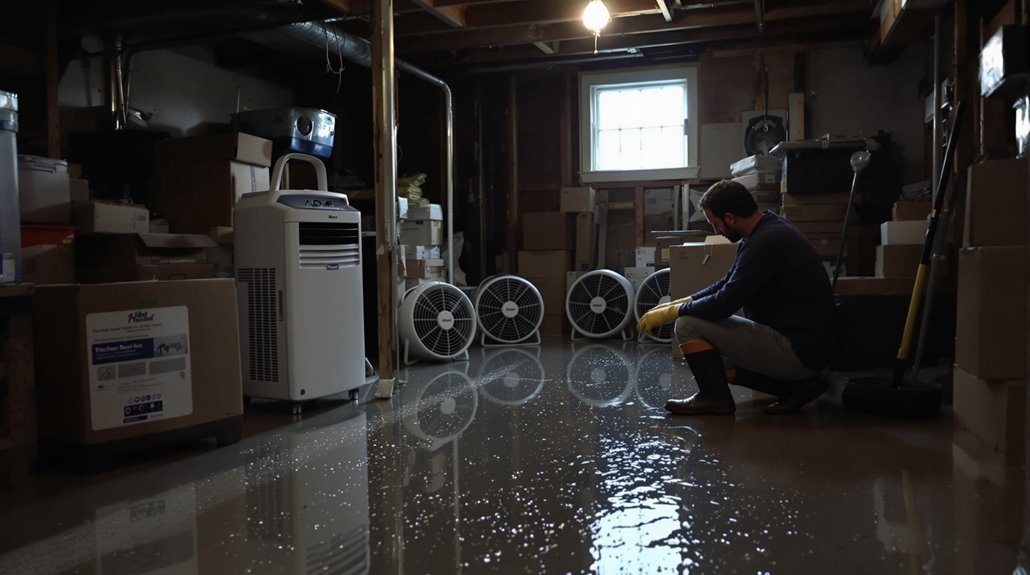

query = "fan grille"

[
  {"left": 411, "top": 284, "right": 475, "bottom": 358},
  {"left": 476, "top": 276, "right": 543, "bottom": 343},
  {"left": 567, "top": 272, "right": 632, "bottom": 337},
  {"left": 635, "top": 269, "right": 673, "bottom": 342}
]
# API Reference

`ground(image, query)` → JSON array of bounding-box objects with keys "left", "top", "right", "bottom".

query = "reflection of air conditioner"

[{"left": 235, "top": 153, "right": 365, "bottom": 413}]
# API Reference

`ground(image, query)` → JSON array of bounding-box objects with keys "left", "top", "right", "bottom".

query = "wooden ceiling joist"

[{"left": 410, "top": 0, "right": 467, "bottom": 27}]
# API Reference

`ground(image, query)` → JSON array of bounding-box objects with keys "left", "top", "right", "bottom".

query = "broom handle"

[{"left": 892, "top": 101, "right": 965, "bottom": 387}]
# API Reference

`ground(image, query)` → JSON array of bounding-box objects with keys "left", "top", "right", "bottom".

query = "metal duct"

[{"left": 244, "top": 21, "right": 456, "bottom": 284}]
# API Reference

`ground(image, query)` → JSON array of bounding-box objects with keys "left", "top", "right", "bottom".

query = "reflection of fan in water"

[
  {"left": 634, "top": 348, "right": 690, "bottom": 410},
  {"left": 477, "top": 348, "right": 545, "bottom": 407},
  {"left": 635, "top": 268, "right": 674, "bottom": 343},
  {"left": 565, "top": 345, "right": 634, "bottom": 408},
  {"left": 402, "top": 370, "right": 479, "bottom": 445}
]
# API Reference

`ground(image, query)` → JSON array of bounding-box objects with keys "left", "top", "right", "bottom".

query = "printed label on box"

[{"left": 86, "top": 306, "right": 193, "bottom": 430}]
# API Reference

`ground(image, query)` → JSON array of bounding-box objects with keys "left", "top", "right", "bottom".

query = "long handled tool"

[{"left": 842, "top": 101, "right": 966, "bottom": 418}]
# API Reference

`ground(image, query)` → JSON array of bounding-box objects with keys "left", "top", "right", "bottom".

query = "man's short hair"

[{"left": 698, "top": 180, "right": 759, "bottom": 219}]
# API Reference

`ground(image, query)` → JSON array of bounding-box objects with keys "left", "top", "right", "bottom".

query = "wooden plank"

[
  {"left": 634, "top": 186, "right": 645, "bottom": 248},
  {"left": 559, "top": 71, "right": 572, "bottom": 186},
  {"left": 410, "top": 0, "right": 466, "bottom": 27},
  {"left": 398, "top": 1, "right": 869, "bottom": 52},
  {"left": 507, "top": 76, "right": 519, "bottom": 272},
  {"left": 657, "top": 0, "right": 674, "bottom": 22}
]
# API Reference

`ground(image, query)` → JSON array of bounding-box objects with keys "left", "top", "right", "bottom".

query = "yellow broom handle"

[{"left": 897, "top": 264, "right": 930, "bottom": 361}]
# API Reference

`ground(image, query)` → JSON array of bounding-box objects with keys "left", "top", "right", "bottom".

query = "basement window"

[{"left": 579, "top": 66, "right": 699, "bottom": 183}]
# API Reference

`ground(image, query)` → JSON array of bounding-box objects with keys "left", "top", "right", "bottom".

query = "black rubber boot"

[
  {"left": 665, "top": 348, "right": 736, "bottom": 416},
  {"left": 731, "top": 369, "right": 826, "bottom": 414}
]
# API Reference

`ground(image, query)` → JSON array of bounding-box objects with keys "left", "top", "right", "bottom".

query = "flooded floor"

[{"left": 0, "top": 339, "right": 1027, "bottom": 574}]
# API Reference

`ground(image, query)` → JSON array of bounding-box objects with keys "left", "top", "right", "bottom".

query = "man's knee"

[{"left": 674, "top": 315, "right": 710, "bottom": 342}]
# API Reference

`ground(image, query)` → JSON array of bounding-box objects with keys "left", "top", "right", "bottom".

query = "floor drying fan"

[
  {"left": 635, "top": 268, "right": 674, "bottom": 343},
  {"left": 566, "top": 270, "right": 635, "bottom": 341},
  {"left": 474, "top": 275, "right": 544, "bottom": 347},
  {"left": 398, "top": 281, "right": 476, "bottom": 365}
]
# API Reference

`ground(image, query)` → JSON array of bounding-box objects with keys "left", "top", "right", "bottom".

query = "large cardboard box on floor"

[
  {"left": 527, "top": 276, "right": 565, "bottom": 316},
  {"left": 965, "top": 158, "right": 1027, "bottom": 247},
  {"left": 834, "top": 276, "right": 915, "bottom": 295},
  {"left": 875, "top": 244, "right": 922, "bottom": 278},
  {"left": 152, "top": 161, "right": 270, "bottom": 233},
  {"left": 31, "top": 280, "right": 243, "bottom": 450},
  {"left": 539, "top": 314, "right": 567, "bottom": 336},
  {"left": 953, "top": 367, "right": 1026, "bottom": 465},
  {"left": 77, "top": 264, "right": 217, "bottom": 284},
  {"left": 519, "top": 250, "right": 570, "bottom": 278},
  {"left": 955, "top": 246, "right": 1028, "bottom": 379},
  {"left": 669, "top": 236, "right": 737, "bottom": 298},
  {"left": 522, "top": 212, "right": 574, "bottom": 251},
  {"left": 560, "top": 187, "right": 596, "bottom": 213},
  {"left": 74, "top": 201, "right": 150, "bottom": 235},
  {"left": 21, "top": 226, "right": 76, "bottom": 285}
]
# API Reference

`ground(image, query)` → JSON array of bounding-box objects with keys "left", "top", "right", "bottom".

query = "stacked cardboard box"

[
  {"left": 953, "top": 159, "right": 1028, "bottom": 464},
  {"left": 669, "top": 236, "right": 737, "bottom": 299},
  {"left": 781, "top": 192, "right": 861, "bottom": 274},
  {"left": 731, "top": 155, "right": 782, "bottom": 214},
  {"left": 17, "top": 156, "right": 92, "bottom": 284},
  {"left": 400, "top": 203, "right": 445, "bottom": 290},
  {"left": 520, "top": 206, "right": 581, "bottom": 336},
  {"left": 560, "top": 187, "right": 597, "bottom": 272},
  {"left": 874, "top": 200, "right": 930, "bottom": 281}
]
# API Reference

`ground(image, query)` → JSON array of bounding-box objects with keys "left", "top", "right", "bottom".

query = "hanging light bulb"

[{"left": 582, "top": 0, "right": 611, "bottom": 53}]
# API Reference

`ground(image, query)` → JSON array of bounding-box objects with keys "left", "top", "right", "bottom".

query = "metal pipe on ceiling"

[{"left": 266, "top": 21, "right": 456, "bottom": 284}]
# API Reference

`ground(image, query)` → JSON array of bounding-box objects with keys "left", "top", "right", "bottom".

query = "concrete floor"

[{"left": 0, "top": 339, "right": 1027, "bottom": 574}]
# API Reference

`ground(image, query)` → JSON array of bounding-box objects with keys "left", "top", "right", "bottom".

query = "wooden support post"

[
  {"left": 634, "top": 186, "right": 645, "bottom": 248},
  {"left": 372, "top": 0, "right": 398, "bottom": 381},
  {"left": 507, "top": 76, "right": 518, "bottom": 273},
  {"left": 44, "top": 0, "right": 59, "bottom": 158}
]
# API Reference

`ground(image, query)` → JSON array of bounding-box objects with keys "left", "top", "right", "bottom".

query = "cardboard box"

[
  {"left": 834, "top": 276, "right": 915, "bottom": 296},
  {"left": 965, "top": 158, "right": 1027, "bottom": 247},
  {"left": 781, "top": 203, "right": 848, "bottom": 222},
  {"left": 781, "top": 192, "right": 851, "bottom": 206},
  {"left": 875, "top": 244, "right": 922, "bottom": 278},
  {"left": 74, "top": 201, "right": 150, "bottom": 235},
  {"left": 22, "top": 245, "right": 74, "bottom": 284},
  {"left": 18, "top": 155, "right": 72, "bottom": 224},
  {"left": 399, "top": 245, "right": 441, "bottom": 261},
  {"left": 206, "top": 245, "right": 234, "bottom": 277},
  {"left": 149, "top": 219, "right": 171, "bottom": 234},
  {"left": 792, "top": 221, "right": 860, "bottom": 235},
  {"left": 155, "top": 132, "right": 272, "bottom": 171},
  {"left": 400, "top": 220, "right": 444, "bottom": 246},
  {"left": 518, "top": 250, "right": 570, "bottom": 278},
  {"left": 209, "top": 227, "right": 234, "bottom": 245},
  {"left": 655, "top": 236, "right": 682, "bottom": 270},
  {"left": 31, "top": 280, "right": 243, "bottom": 446},
  {"left": 574, "top": 212, "right": 596, "bottom": 272},
  {"left": 732, "top": 171, "right": 780, "bottom": 191},
  {"left": 408, "top": 203, "right": 443, "bottom": 221},
  {"left": 77, "top": 233, "right": 217, "bottom": 268},
  {"left": 892, "top": 201, "right": 932, "bottom": 222},
  {"left": 669, "top": 236, "right": 737, "bottom": 298},
  {"left": 635, "top": 246, "right": 657, "bottom": 268},
  {"left": 153, "top": 161, "right": 270, "bottom": 233},
  {"left": 956, "top": 246, "right": 1027, "bottom": 379},
  {"left": 0, "top": 285, "right": 35, "bottom": 485},
  {"left": 527, "top": 276, "right": 565, "bottom": 316},
  {"left": 881, "top": 220, "right": 928, "bottom": 245},
  {"left": 560, "top": 187, "right": 596, "bottom": 213},
  {"left": 405, "top": 258, "right": 445, "bottom": 280},
  {"left": 539, "top": 314, "right": 567, "bottom": 336},
  {"left": 522, "top": 212, "right": 574, "bottom": 251},
  {"left": 78, "top": 264, "right": 217, "bottom": 284},
  {"left": 953, "top": 367, "right": 1026, "bottom": 464}
]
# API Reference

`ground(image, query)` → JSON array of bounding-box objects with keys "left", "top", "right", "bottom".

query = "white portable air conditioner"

[
  {"left": 477, "top": 348, "right": 544, "bottom": 407},
  {"left": 566, "top": 344, "right": 633, "bottom": 408},
  {"left": 635, "top": 268, "right": 674, "bottom": 343},
  {"left": 398, "top": 281, "right": 477, "bottom": 365},
  {"left": 566, "top": 270, "right": 635, "bottom": 340},
  {"left": 475, "top": 275, "right": 544, "bottom": 347},
  {"left": 234, "top": 153, "right": 365, "bottom": 413}
]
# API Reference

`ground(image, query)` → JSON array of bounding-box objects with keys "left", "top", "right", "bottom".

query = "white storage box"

[
  {"left": 19, "top": 155, "right": 71, "bottom": 224},
  {"left": 408, "top": 203, "right": 443, "bottom": 221},
  {"left": 881, "top": 220, "right": 928, "bottom": 245}
]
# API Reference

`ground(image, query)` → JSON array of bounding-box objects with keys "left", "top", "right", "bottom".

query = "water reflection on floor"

[{"left": 0, "top": 339, "right": 1027, "bottom": 574}]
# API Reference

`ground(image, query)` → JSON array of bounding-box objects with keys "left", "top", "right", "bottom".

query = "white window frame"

[{"left": 579, "top": 65, "right": 700, "bottom": 183}]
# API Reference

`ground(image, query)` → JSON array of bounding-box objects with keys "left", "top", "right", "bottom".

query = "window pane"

[{"left": 592, "top": 80, "right": 688, "bottom": 171}]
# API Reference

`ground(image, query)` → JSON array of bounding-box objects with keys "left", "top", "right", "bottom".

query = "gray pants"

[{"left": 673, "top": 315, "right": 818, "bottom": 381}]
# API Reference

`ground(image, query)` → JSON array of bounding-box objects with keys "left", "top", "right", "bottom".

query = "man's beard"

[{"left": 721, "top": 227, "right": 742, "bottom": 243}]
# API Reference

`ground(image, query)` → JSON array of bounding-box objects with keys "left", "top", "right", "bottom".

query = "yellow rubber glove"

[{"left": 637, "top": 296, "right": 692, "bottom": 335}]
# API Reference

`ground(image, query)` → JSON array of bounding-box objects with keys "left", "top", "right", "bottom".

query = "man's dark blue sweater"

[{"left": 678, "top": 211, "right": 834, "bottom": 371}]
